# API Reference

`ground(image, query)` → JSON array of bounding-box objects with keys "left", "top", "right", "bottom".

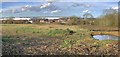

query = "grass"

[
  {"left": 2, "top": 24, "right": 117, "bottom": 43},
  {"left": 2, "top": 35, "right": 14, "bottom": 42},
  {"left": 2, "top": 24, "right": 119, "bottom": 55}
]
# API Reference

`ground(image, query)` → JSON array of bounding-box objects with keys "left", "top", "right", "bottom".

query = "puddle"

[{"left": 93, "top": 35, "right": 119, "bottom": 40}]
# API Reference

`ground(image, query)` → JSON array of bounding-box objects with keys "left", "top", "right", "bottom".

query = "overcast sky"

[{"left": 0, "top": 0, "right": 119, "bottom": 18}]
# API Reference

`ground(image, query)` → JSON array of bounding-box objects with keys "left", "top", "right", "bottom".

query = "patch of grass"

[
  {"left": 60, "top": 29, "right": 92, "bottom": 48},
  {"left": 48, "top": 29, "right": 69, "bottom": 37},
  {"left": 98, "top": 40, "right": 116, "bottom": 46},
  {"left": 47, "top": 28, "right": 75, "bottom": 37},
  {"left": 2, "top": 35, "right": 15, "bottom": 42},
  {"left": 60, "top": 40, "right": 72, "bottom": 48},
  {"left": 2, "top": 24, "right": 117, "bottom": 45}
]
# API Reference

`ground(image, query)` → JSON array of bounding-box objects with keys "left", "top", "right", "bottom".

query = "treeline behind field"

[
  {"left": 94, "top": 12, "right": 119, "bottom": 27},
  {"left": 60, "top": 8, "right": 119, "bottom": 27},
  {"left": 94, "top": 8, "right": 119, "bottom": 27}
]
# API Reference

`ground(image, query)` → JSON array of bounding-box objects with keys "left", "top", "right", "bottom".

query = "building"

[
  {"left": 12, "top": 18, "right": 31, "bottom": 20},
  {"left": 31, "top": 17, "right": 66, "bottom": 23},
  {"left": 0, "top": 17, "right": 32, "bottom": 24},
  {"left": 45, "top": 17, "right": 60, "bottom": 20}
]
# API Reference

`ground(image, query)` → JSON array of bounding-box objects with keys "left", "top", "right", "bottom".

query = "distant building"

[
  {"left": 1, "top": 17, "right": 32, "bottom": 24},
  {"left": 0, "top": 18, "right": 4, "bottom": 20},
  {"left": 0, "top": 17, "right": 10, "bottom": 20},
  {"left": 13, "top": 18, "right": 31, "bottom": 20},
  {"left": 45, "top": 17, "right": 60, "bottom": 20},
  {"left": 31, "top": 17, "right": 66, "bottom": 23}
]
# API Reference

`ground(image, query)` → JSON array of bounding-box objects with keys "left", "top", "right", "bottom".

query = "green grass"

[
  {"left": 2, "top": 24, "right": 118, "bottom": 48},
  {"left": 2, "top": 35, "right": 14, "bottom": 42}
]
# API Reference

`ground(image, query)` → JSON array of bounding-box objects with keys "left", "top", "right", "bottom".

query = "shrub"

[
  {"left": 67, "top": 16, "right": 80, "bottom": 25},
  {"left": 66, "top": 28, "right": 75, "bottom": 35}
]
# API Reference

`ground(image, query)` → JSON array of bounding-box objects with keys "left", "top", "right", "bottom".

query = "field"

[{"left": 1, "top": 24, "right": 119, "bottom": 55}]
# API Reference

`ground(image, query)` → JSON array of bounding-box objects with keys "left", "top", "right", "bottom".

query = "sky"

[
  {"left": 1, "top": 0, "right": 119, "bottom": 2},
  {"left": 0, "top": 0, "right": 119, "bottom": 18}
]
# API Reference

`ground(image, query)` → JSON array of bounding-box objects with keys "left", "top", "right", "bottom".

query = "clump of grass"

[
  {"left": 2, "top": 35, "right": 14, "bottom": 42},
  {"left": 66, "top": 28, "right": 75, "bottom": 35},
  {"left": 60, "top": 40, "right": 72, "bottom": 48},
  {"left": 49, "top": 27, "right": 54, "bottom": 28},
  {"left": 47, "top": 28, "right": 75, "bottom": 37},
  {"left": 48, "top": 29, "right": 69, "bottom": 37}
]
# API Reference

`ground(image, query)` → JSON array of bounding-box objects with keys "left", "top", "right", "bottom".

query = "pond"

[{"left": 93, "top": 35, "right": 119, "bottom": 40}]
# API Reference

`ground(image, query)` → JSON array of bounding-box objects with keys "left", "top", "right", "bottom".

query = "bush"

[
  {"left": 66, "top": 28, "right": 75, "bottom": 35},
  {"left": 67, "top": 16, "right": 80, "bottom": 25}
]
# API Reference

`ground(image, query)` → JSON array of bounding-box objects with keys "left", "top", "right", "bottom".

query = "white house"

[
  {"left": 13, "top": 18, "right": 31, "bottom": 20},
  {"left": 0, "top": 18, "right": 9, "bottom": 20},
  {"left": 0, "top": 18, "right": 4, "bottom": 20},
  {"left": 13, "top": 18, "right": 33, "bottom": 23},
  {"left": 0, "top": 17, "right": 31, "bottom": 20},
  {"left": 45, "top": 17, "right": 60, "bottom": 20}
]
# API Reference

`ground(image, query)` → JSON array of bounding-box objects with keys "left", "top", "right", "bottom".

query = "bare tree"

[{"left": 83, "top": 13, "right": 94, "bottom": 19}]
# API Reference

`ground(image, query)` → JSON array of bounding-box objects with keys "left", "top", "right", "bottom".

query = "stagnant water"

[{"left": 93, "top": 35, "right": 119, "bottom": 40}]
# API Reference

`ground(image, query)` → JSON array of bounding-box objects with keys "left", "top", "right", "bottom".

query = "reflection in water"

[{"left": 93, "top": 35, "right": 119, "bottom": 40}]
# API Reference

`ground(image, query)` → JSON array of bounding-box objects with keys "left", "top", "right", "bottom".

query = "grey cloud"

[
  {"left": 72, "top": 3, "right": 95, "bottom": 8},
  {"left": 50, "top": 10, "right": 61, "bottom": 14},
  {"left": 82, "top": 9, "right": 91, "bottom": 13}
]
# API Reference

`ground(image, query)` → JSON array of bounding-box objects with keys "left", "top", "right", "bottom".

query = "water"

[{"left": 93, "top": 35, "right": 119, "bottom": 40}]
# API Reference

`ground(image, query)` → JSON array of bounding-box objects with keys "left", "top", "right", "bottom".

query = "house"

[
  {"left": 1, "top": 16, "right": 85, "bottom": 24},
  {"left": 45, "top": 17, "right": 59, "bottom": 20},
  {"left": 31, "top": 17, "right": 66, "bottom": 23},
  {"left": 13, "top": 18, "right": 31, "bottom": 20},
  {"left": 13, "top": 17, "right": 33, "bottom": 23},
  {"left": 0, "top": 17, "right": 10, "bottom": 20},
  {"left": 1, "top": 17, "right": 32, "bottom": 24},
  {"left": 45, "top": 17, "right": 60, "bottom": 23}
]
